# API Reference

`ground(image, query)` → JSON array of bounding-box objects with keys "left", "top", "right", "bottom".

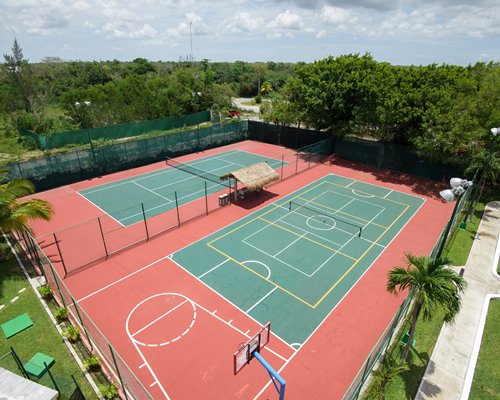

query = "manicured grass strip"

[
  {"left": 469, "top": 300, "right": 500, "bottom": 400},
  {"left": 0, "top": 255, "right": 98, "bottom": 400}
]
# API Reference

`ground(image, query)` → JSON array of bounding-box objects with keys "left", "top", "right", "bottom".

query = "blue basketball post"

[{"left": 253, "top": 351, "right": 286, "bottom": 400}]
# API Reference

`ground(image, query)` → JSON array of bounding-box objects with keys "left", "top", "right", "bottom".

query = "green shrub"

[
  {"left": 54, "top": 307, "right": 68, "bottom": 323},
  {"left": 62, "top": 324, "right": 80, "bottom": 343},
  {"left": 37, "top": 285, "right": 53, "bottom": 300},
  {"left": 99, "top": 383, "right": 119, "bottom": 399},
  {"left": 83, "top": 354, "right": 101, "bottom": 372},
  {"left": 254, "top": 94, "right": 262, "bottom": 104}
]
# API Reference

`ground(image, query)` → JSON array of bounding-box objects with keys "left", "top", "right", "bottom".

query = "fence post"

[
  {"left": 295, "top": 153, "right": 299, "bottom": 175},
  {"left": 174, "top": 192, "right": 181, "bottom": 228},
  {"left": 71, "top": 295, "right": 93, "bottom": 350},
  {"left": 280, "top": 155, "right": 284, "bottom": 180},
  {"left": 10, "top": 346, "right": 30, "bottom": 379},
  {"left": 45, "top": 362, "right": 60, "bottom": 393},
  {"left": 71, "top": 374, "right": 85, "bottom": 398},
  {"left": 435, "top": 197, "right": 461, "bottom": 258},
  {"left": 97, "top": 217, "right": 109, "bottom": 259},
  {"left": 108, "top": 344, "right": 129, "bottom": 400},
  {"left": 53, "top": 233, "right": 68, "bottom": 277},
  {"left": 48, "top": 262, "right": 67, "bottom": 307},
  {"left": 205, "top": 181, "right": 209, "bottom": 215},
  {"left": 141, "top": 203, "right": 150, "bottom": 241}
]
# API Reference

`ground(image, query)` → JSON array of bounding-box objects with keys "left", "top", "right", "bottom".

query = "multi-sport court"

[
  {"left": 28, "top": 141, "right": 452, "bottom": 399},
  {"left": 171, "top": 174, "right": 424, "bottom": 346}
]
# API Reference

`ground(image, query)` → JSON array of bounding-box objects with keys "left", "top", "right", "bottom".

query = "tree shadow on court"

[
  {"left": 232, "top": 190, "right": 279, "bottom": 209},
  {"left": 326, "top": 157, "right": 446, "bottom": 200}
]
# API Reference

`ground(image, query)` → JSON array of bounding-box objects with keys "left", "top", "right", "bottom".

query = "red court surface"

[{"left": 28, "top": 140, "right": 455, "bottom": 399}]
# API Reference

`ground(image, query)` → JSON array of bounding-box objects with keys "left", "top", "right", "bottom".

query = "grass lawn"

[
  {"left": 469, "top": 300, "right": 500, "bottom": 399},
  {"left": 0, "top": 251, "right": 98, "bottom": 400}
]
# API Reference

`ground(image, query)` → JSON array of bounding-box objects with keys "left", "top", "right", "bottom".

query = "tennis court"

[
  {"left": 172, "top": 174, "right": 425, "bottom": 346},
  {"left": 78, "top": 150, "right": 284, "bottom": 226}
]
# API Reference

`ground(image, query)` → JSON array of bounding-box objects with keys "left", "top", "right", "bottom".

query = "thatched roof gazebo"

[{"left": 221, "top": 162, "right": 279, "bottom": 200}]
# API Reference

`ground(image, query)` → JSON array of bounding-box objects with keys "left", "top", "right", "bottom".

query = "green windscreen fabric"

[{"left": 19, "top": 111, "right": 210, "bottom": 150}]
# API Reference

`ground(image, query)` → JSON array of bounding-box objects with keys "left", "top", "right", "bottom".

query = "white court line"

[
  {"left": 198, "top": 259, "right": 230, "bottom": 279},
  {"left": 253, "top": 195, "right": 427, "bottom": 399},
  {"left": 246, "top": 287, "right": 278, "bottom": 314},
  {"left": 274, "top": 232, "right": 307, "bottom": 257},
  {"left": 169, "top": 255, "right": 295, "bottom": 352},
  {"left": 345, "top": 180, "right": 356, "bottom": 188},
  {"left": 132, "top": 181, "right": 173, "bottom": 203},
  {"left": 76, "top": 254, "right": 172, "bottom": 303},
  {"left": 76, "top": 191, "right": 125, "bottom": 227},
  {"left": 80, "top": 149, "right": 242, "bottom": 195},
  {"left": 384, "top": 190, "right": 394, "bottom": 199},
  {"left": 132, "top": 300, "right": 188, "bottom": 337}
]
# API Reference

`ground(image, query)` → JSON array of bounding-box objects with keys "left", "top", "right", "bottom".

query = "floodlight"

[
  {"left": 439, "top": 189, "right": 455, "bottom": 202},
  {"left": 450, "top": 177, "right": 463, "bottom": 188},
  {"left": 440, "top": 185, "right": 467, "bottom": 202}
]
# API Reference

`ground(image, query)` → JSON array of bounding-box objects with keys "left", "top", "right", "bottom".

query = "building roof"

[{"left": 221, "top": 162, "right": 279, "bottom": 191}]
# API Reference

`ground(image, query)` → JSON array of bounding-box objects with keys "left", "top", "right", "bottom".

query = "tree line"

[
  {"left": 262, "top": 54, "right": 499, "bottom": 167},
  {"left": 1, "top": 41, "right": 498, "bottom": 171}
]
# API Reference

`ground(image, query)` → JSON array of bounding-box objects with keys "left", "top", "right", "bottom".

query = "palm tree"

[
  {"left": 0, "top": 170, "right": 53, "bottom": 253},
  {"left": 387, "top": 253, "right": 466, "bottom": 361}
]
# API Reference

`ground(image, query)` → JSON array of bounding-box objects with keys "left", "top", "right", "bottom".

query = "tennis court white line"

[
  {"left": 274, "top": 232, "right": 306, "bottom": 257},
  {"left": 132, "top": 299, "right": 188, "bottom": 337},
  {"left": 118, "top": 181, "right": 223, "bottom": 223},
  {"left": 80, "top": 150, "right": 242, "bottom": 195},
  {"left": 132, "top": 181, "right": 173, "bottom": 203},
  {"left": 242, "top": 238, "right": 319, "bottom": 278},
  {"left": 75, "top": 191, "right": 125, "bottom": 227},
  {"left": 198, "top": 259, "right": 230, "bottom": 279},
  {"left": 384, "top": 190, "right": 394, "bottom": 199},
  {"left": 246, "top": 287, "right": 278, "bottom": 314}
]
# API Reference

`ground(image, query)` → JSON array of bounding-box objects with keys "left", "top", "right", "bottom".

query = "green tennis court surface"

[
  {"left": 171, "top": 174, "right": 424, "bottom": 346},
  {"left": 79, "top": 150, "right": 283, "bottom": 226}
]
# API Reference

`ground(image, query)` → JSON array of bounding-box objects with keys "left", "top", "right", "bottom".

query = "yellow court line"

[
  {"left": 207, "top": 242, "right": 316, "bottom": 308},
  {"left": 208, "top": 180, "right": 329, "bottom": 247},
  {"left": 325, "top": 180, "right": 412, "bottom": 208},
  {"left": 295, "top": 196, "right": 388, "bottom": 229},
  {"left": 258, "top": 216, "right": 358, "bottom": 262},
  {"left": 311, "top": 204, "right": 410, "bottom": 308}
]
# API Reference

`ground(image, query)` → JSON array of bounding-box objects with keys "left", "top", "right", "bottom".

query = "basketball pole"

[{"left": 253, "top": 351, "right": 286, "bottom": 400}]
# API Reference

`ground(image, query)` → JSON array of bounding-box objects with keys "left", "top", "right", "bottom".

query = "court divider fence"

[{"left": 32, "top": 137, "right": 333, "bottom": 276}]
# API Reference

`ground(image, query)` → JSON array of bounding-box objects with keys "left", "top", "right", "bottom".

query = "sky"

[{"left": 1, "top": 0, "right": 499, "bottom": 66}]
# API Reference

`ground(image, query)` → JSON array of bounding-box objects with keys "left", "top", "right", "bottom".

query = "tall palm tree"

[
  {"left": 387, "top": 253, "right": 466, "bottom": 361},
  {"left": 0, "top": 170, "right": 53, "bottom": 238}
]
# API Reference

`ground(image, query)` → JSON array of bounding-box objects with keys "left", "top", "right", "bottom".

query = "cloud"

[{"left": 225, "top": 12, "right": 265, "bottom": 33}]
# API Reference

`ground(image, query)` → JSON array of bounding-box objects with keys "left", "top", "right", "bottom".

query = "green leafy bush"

[
  {"left": 54, "top": 307, "right": 68, "bottom": 323},
  {"left": 83, "top": 354, "right": 101, "bottom": 372},
  {"left": 99, "top": 383, "right": 119, "bottom": 399},
  {"left": 62, "top": 324, "right": 80, "bottom": 343},
  {"left": 37, "top": 285, "right": 53, "bottom": 300}
]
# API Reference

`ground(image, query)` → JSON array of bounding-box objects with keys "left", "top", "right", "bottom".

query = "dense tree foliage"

[
  {"left": 1, "top": 40, "right": 498, "bottom": 170},
  {"left": 276, "top": 54, "right": 499, "bottom": 164}
]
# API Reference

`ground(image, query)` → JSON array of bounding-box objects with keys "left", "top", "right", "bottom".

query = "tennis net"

[
  {"left": 289, "top": 201, "right": 363, "bottom": 237},
  {"left": 165, "top": 157, "right": 228, "bottom": 187}
]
